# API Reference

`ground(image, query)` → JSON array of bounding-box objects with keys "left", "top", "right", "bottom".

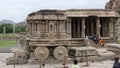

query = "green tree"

[
  {"left": 0, "top": 25, "right": 3, "bottom": 33},
  {"left": 0, "top": 23, "right": 13, "bottom": 33},
  {"left": 0, "top": 23, "right": 27, "bottom": 33},
  {"left": 15, "top": 26, "right": 27, "bottom": 33}
]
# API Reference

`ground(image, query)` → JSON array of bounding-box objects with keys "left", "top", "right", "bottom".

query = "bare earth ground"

[{"left": 0, "top": 53, "right": 114, "bottom": 68}]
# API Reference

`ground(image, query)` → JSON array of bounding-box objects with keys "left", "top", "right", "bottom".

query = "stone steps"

[{"left": 88, "top": 40, "right": 102, "bottom": 48}]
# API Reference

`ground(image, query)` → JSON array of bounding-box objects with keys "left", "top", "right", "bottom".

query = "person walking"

[
  {"left": 113, "top": 58, "right": 120, "bottom": 68},
  {"left": 71, "top": 59, "right": 81, "bottom": 68}
]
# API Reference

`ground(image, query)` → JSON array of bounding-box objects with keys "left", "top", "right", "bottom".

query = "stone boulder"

[{"left": 105, "top": 0, "right": 120, "bottom": 10}]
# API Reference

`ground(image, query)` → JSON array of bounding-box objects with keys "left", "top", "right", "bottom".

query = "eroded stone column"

[
  {"left": 32, "top": 21, "right": 35, "bottom": 35},
  {"left": 35, "top": 21, "right": 40, "bottom": 37},
  {"left": 54, "top": 21, "right": 57, "bottom": 32},
  {"left": 34, "top": 21, "right": 37, "bottom": 32},
  {"left": 27, "top": 21, "right": 30, "bottom": 33},
  {"left": 59, "top": 21, "right": 65, "bottom": 32},
  {"left": 96, "top": 17, "right": 101, "bottom": 37},
  {"left": 91, "top": 21, "right": 94, "bottom": 36},
  {"left": 63, "top": 21, "right": 66, "bottom": 33},
  {"left": 29, "top": 21, "right": 32, "bottom": 35},
  {"left": 46, "top": 21, "right": 48, "bottom": 33},
  {"left": 39, "top": 21, "right": 42, "bottom": 32},
  {"left": 67, "top": 19, "right": 71, "bottom": 38},
  {"left": 57, "top": 21, "right": 60, "bottom": 32},
  {"left": 77, "top": 19, "right": 80, "bottom": 38},
  {"left": 73, "top": 20, "right": 76, "bottom": 38},
  {"left": 37, "top": 21, "right": 39, "bottom": 32},
  {"left": 42, "top": 21, "right": 46, "bottom": 33},
  {"left": 109, "top": 18, "right": 114, "bottom": 37},
  {"left": 82, "top": 18, "right": 85, "bottom": 38}
]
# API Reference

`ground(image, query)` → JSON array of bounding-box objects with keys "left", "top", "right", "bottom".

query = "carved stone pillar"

[
  {"left": 60, "top": 21, "right": 66, "bottom": 38},
  {"left": 96, "top": 17, "right": 101, "bottom": 37},
  {"left": 82, "top": 18, "right": 85, "bottom": 38},
  {"left": 57, "top": 21, "right": 60, "bottom": 33},
  {"left": 39, "top": 21, "right": 42, "bottom": 32},
  {"left": 66, "top": 20, "right": 68, "bottom": 38},
  {"left": 109, "top": 18, "right": 114, "bottom": 37},
  {"left": 91, "top": 22, "right": 94, "bottom": 36},
  {"left": 67, "top": 19, "right": 71, "bottom": 38},
  {"left": 69, "top": 20, "right": 72, "bottom": 38},
  {"left": 46, "top": 21, "right": 48, "bottom": 33},
  {"left": 34, "top": 21, "right": 37, "bottom": 32},
  {"left": 37, "top": 21, "right": 39, "bottom": 32},
  {"left": 27, "top": 21, "right": 30, "bottom": 33},
  {"left": 77, "top": 19, "right": 80, "bottom": 38},
  {"left": 73, "top": 20, "right": 76, "bottom": 38},
  {"left": 39, "top": 21, "right": 43, "bottom": 38},
  {"left": 32, "top": 21, "right": 34, "bottom": 35},
  {"left": 63, "top": 21, "right": 66, "bottom": 33},
  {"left": 55, "top": 21, "right": 58, "bottom": 33},
  {"left": 29, "top": 21, "right": 32, "bottom": 35},
  {"left": 35, "top": 21, "right": 39, "bottom": 37},
  {"left": 64, "top": 21, "right": 67, "bottom": 38},
  {"left": 60, "top": 21, "right": 65, "bottom": 32}
]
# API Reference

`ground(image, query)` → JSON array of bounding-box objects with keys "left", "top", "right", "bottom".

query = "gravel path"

[
  {"left": 0, "top": 53, "right": 114, "bottom": 68},
  {"left": 0, "top": 45, "right": 21, "bottom": 53},
  {"left": 0, "top": 45, "right": 114, "bottom": 68}
]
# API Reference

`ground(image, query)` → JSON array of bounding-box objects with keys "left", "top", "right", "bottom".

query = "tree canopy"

[{"left": 0, "top": 23, "right": 27, "bottom": 33}]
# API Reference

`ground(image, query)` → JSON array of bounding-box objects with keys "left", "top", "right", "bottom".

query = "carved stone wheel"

[
  {"left": 34, "top": 47, "right": 49, "bottom": 61},
  {"left": 53, "top": 46, "right": 68, "bottom": 60}
]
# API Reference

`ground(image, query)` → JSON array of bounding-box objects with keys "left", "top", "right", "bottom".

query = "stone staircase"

[{"left": 87, "top": 40, "right": 102, "bottom": 48}]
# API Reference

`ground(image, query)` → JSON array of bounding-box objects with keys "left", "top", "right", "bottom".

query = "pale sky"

[{"left": 0, "top": 0, "right": 109, "bottom": 23}]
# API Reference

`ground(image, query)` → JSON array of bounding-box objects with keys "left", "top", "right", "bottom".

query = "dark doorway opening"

[
  {"left": 100, "top": 17, "right": 110, "bottom": 37},
  {"left": 71, "top": 17, "right": 82, "bottom": 38},
  {"left": 85, "top": 16, "right": 97, "bottom": 36}
]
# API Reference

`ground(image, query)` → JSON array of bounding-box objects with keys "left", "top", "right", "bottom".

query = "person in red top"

[{"left": 99, "top": 38, "right": 105, "bottom": 46}]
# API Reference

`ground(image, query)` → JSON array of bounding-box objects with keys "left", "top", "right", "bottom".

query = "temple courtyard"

[{"left": 0, "top": 53, "right": 114, "bottom": 68}]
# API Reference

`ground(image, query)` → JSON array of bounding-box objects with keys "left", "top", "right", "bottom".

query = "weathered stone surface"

[
  {"left": 69, "top": 47, "right": 98, "bottom": 57},
  {"left": 77, "top": 56, "right": 101, "bottom": 62},
  {"left": 28, "top": 57, "right": 73, "bottom": 64},
  {"left": 105, "top": 0, "right": 120, "bottom": 10},
  {"left": 105, "top": 43, "right": 120, "bottom": 53},
  {"left": 6, "top": 57, "right": 28, "bottom": 65},
  {"left": 6, "top": 57, "right": 17, "bottom": 65},
  {"left": 96, "top": 48, "right": 116, "bottom": 60}
]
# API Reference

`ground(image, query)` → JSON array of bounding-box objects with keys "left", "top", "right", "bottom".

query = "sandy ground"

[{"left": 0, "top": 53, "right": 114, "bottom": 68}]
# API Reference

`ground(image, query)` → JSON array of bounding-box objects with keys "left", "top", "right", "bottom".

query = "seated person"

[{"left": 98, "top": 38, "right": 104, "bottom": 46}]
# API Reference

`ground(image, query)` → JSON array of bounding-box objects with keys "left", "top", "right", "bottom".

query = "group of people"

[
  {"left": 70, "top": 58, "right": 120, "bottom": 68},
  {"left": 70, "top": 35, "right": 119, "bottom": 68},
  {"left": 87, "top": 34, "right": 105, "bottom": 46}
]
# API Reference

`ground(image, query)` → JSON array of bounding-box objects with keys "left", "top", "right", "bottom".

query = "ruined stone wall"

[{"left": 105, "top": 0, "right": 120, "bottom": 39}]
